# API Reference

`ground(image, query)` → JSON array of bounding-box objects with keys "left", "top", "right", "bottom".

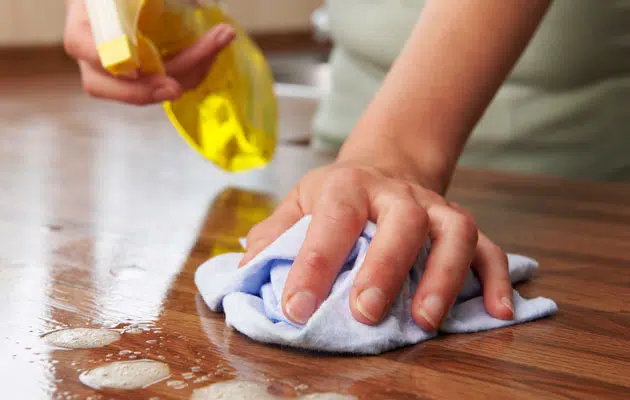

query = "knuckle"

[
  {"left": 399, "top": 201, "right": 429, "bottom": 230},
  {"left": 451, "top": 210, "right": 479, "bottom": 245},
  {"left": 63, "top": 36, "right": 77, "bottom": 58},
  {"left": 317, "top": 169, "right": 369, "bottom": 231},
  {"left": 321, "top": 199, "right": 365, "bottom": 234},
  {"left": 486, "top": 240, "right": 506, "bottom": 260},
  {"left": 489, "top": 244, "right": 510, "bottom": 272},
  {"left": 423, "top": 190, "right": 447, "bottom": 206},
  {"left": 440, "top": 262, "right": 463, "bottom": 279},
  {"left": 368, "top": 252, "right": 407, "bottom": 282},
  {"left": 301, "top": 248, "right": 332, "bottom": 273},
  {"left": 397, "top": 181, "right": 419, "bottom": 199},
  {"left": 81, "top": 79, "right": 100, "bottom": 98},
  {"left": 127, "top": 94, "right": 153, "bottom": 106},
  {"left": 328, "top": 167, "right": 366, "bottom": 189}
]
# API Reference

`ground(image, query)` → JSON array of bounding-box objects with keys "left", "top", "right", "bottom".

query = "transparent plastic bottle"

[{"left": 85, "top": 0, "right": 278, "bottom": 172}]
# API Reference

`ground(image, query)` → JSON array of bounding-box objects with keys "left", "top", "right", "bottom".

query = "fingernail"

[
  {"left": 356, "top": 288, "right": 387, "bottom": 323},
  {"left": 418, "top": 295, "right": 444, "bottom": 330},
  {"left": 285, "top": 291, "right": 318, "bottom": 324},
  {"left": 153, "top": 86, "right": 177, "bottom": 102},
  {"left": 501, "top": 296, "right": 515, "bottom": 319},
  {"left": 217, "top": 27, "right": 235, "bottom": 46}
]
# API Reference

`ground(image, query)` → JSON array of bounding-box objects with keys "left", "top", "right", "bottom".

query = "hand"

[
  {"left": 239, "top": 161, "right": 514, "bottom": 331},
  {"left": 63, "top": 0, "right": 235, "bottom": 105}
]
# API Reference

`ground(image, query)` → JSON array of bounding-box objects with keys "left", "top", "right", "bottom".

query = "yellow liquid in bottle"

[{"left": 102, "top": 0, "right": 279, "bottom": 172}]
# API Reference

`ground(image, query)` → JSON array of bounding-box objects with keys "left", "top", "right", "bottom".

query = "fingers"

[
  {"left": 472, "top": 232, "right": 514, "bottom": 320},
  {"left": 282, "top": 171, "right": 369, "bottom": 324},
  {"left": 236, "top": 163, "right": 510, "bottom": 332},
  {"left": 238, "top": 191, "right": 304, "bottom": 268},
  {"left": 78, "top": 61, "right": 182, "bottom": 105},
  {"left": 64, "top": 0, "right": 102, "bottom": 66},
  {"left": 165, "top": 24, "right": 235, "bottom": 77},
  {"left": 67, "top": 0, "right": 182, "bottom": 105},
  {"left": 449, "top": 202, "right": 513, "bottom": 320},
  {"left": 67, "top": 0, "right": 234, "bottom": 103},
  {"left": 412, "top": 204, "right": 479, "bottom": 331},
  {"left": 165, "top": 24, "right": 235, "bottom": 92},
  {"left": 350, "top": 194, "right": 429, "bottom": 325}
]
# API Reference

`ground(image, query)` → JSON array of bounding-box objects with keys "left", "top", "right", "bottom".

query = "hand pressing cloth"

[{"left": 195, "top": 216, "right": 557, "bottom": 355}]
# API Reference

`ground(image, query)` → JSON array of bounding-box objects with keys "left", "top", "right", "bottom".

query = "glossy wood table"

[{"left": 1, "top": 68, "right": 630, "bottom": 399}]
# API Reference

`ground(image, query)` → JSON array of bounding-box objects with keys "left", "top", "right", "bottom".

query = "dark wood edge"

[{"left": 251, "top": 30, "right": 332, "bottom": 53}]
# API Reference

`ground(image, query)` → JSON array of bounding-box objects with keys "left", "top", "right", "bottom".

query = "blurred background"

[{"left": 0, "top": 0, "right": 332, "bottom": 143}]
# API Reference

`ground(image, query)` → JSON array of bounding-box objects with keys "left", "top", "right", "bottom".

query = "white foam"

[
  {"left": 79, "top": 360, "right": 170, "bottom": 390},
  {"left": 43, "top": 328, "right": 121, "bottom": 349},
  {"left": 191, "top": 381, "right": 357, "bottom": 400},
  {"left": 191, "top": 381, "right": 274, "bottom": 400}
]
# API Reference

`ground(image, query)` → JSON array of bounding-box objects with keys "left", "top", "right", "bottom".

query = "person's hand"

[
  {"left": 63, "top": 0, "right": 235, "bottom": 105},
  {"left": 239, "top": 161, "right": 514, "bottom": 331}
]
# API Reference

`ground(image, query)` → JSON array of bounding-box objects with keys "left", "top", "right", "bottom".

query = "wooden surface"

[{"left": 1, "top": 57, "right": 630, "bottom": 400}]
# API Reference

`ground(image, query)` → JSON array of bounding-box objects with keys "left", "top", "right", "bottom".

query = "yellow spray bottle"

[{"left": 84, "top": 0, "right": 278, "bottom": 172}]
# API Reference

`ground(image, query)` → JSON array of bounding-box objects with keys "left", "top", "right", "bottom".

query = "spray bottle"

[{"left": 84, "top": 0, "right": 278, "bottom": 172}]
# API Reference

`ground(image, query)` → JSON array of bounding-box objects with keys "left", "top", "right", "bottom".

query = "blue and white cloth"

[{"left": 195, "top": 216, "right": 557, "bottom": 355}]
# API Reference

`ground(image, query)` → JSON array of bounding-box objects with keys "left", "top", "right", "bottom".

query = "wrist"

[{"left": 337, "top": 131, "right": 452, "bottom": 195}]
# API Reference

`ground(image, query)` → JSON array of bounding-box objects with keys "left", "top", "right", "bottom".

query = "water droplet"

[
  {"left": 182, "top": 372, "right": 195, "bottom": 380},
  {"left": 193, "top": 376, "right": 209, "bottom": 384},
  {"left": 167, "top": 380, "right": 188, "bottom": 390}
]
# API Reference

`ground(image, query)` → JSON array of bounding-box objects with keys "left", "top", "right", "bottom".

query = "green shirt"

[{"left": 313, "top": 0, "right": 630, "bottom": 181}]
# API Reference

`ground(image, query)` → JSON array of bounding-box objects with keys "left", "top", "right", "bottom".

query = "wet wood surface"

[{"left": 1, "top": 52, "right": 630, "bottom": 399}]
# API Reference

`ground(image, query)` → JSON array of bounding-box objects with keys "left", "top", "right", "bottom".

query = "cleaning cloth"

[{"left": 195, "top": 216, "right": 557, "bottom": 354}]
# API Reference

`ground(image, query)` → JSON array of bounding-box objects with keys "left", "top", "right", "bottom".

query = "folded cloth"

[{"left": 195, "top": 216, "right": 557, "bottom": 355}]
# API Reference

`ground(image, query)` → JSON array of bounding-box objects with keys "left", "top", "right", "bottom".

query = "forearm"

[{"left": 338, "top": 0, "right": 551, "bottom": 193}]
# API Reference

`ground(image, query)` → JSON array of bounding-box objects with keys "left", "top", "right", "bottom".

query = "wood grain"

[{"left": 1, "top": 54, "right": 629, "bottom": 400}]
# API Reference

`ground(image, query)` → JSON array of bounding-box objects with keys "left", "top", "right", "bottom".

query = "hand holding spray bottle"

[{"left": 84, "top": 0, "right": 278, "bottom": 172}]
